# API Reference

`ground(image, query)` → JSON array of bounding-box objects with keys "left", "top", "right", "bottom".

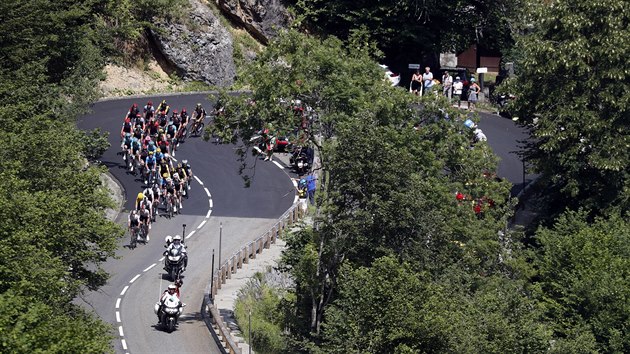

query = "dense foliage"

[
  {"left": 0, "top": 0, "right": 185, "bottom": 351},
  {"left": 289, "top": 0, "right": 521, "bottom": 64},
  {"left": 504, "top": 0, "right": 630, "bottom": 215}
]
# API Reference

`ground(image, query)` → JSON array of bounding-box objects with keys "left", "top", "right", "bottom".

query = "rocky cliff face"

[
  {"left": 150, "top": 0, "right": 236, "bottom": 87},
  {"left": 218, "top": 0, "right": 290, "bottom": 44}
]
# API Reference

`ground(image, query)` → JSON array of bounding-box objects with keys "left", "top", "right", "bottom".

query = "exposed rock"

[
  {"left": 150, "top": 0, "right": 236, "bottom": 87},
  {"left": 218, "top": 0, "right": 291, "bottom": 44}
]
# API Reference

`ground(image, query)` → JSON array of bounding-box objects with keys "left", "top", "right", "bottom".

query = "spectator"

[
  {"left": 442, "top": 71, "right": 453, "bottom": 101},
  {"left": 422, "top": 67, "right": 433, "bottom": 95},
  {"left": 410, "top": 69, "right": 422, "bottom": 95},
  {"left": 453, "top": 77, "right": 464, "bottom": 108},
  {"left": 468, "top": 78, "right": 481, "bottom": 110},
  {"left": 305, "top": 173, "right": 317, "bottom": 205}
]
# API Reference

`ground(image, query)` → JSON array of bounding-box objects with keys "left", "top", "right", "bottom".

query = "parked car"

[{"left": 379, "top": 64, "right": 401, "bottom": 86}]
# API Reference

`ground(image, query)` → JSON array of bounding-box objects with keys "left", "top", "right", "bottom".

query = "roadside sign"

[
  {"left": 476, "top": 67, "right": 488, "bottom": 74},
  {"left": 408, "top": 64, "right": 420, "bottom": 69}
]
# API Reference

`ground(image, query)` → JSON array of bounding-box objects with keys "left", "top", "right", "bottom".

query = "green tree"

[
  {"left": 505, "top": 0, "right": 630, "bottom": 214},
  {"left": 533, "top": 210, "right": 630, "bottom": 352}
]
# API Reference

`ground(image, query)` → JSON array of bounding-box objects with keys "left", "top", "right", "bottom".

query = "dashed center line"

[
  {"left": 204, "top": 187, "right": 211, "bottom": 197},
  {"left": 116, "top": 311, "right": 121, "bottom": 323},
  {"left": 186, "top": 230, "right": 196, "bottom": 239},
  {"left": 272, "top": 161, "right": 284, "bottom": 169},
  {"left": 129, "top": 274, "right": 141, "bottom": 283},
  {"left": 118, "top": 326, "right": 124, "bottom": 337},
  {"left": 194, "top": 176, "right": 203, "bottom": 185},
  {"left": 120, "top": 286, "right": 129, "bottom": 296},
  {"left": 197, "top": 220, "right": 207, "bottom": 230},
  {"left": 121, "top": 339, "right": 128, "bottom": 350},
  {"left": 143, "top": 263, "right": 156, "bottom": 272},
  {"left": 116, "top": 298, "right": 121, "bottom": 309}
]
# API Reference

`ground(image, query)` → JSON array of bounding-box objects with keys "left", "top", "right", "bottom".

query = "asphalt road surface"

[
  {"left": 78, "top": 94, "right": 295, "bottom": 353},
  {"left": 77, "top": 94, "right": 528, "bottom": 353}
]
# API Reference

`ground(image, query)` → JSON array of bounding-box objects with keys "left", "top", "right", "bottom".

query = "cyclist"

[
  {"left": 130, "top": 136, "right": 142, "bottom": 172},
  {"left": 128, "top": 209, "right": 140, "bottom": 242},
  {"left": 121, "top": 117, "right": 133, "bottom": 142},
  {"left": 145, "top": 151, "right": 157, "bottom": 185},
  {"left": 157, "top": 99, "right": 170, "bottom": 115},
  {"left": 144, "top": 100, "right": 155, "bottom": 120},
  {"left": 182, "top": 160, "right": 193, "bottom": 190},
  {"left": 122, "top": 132, "right": 133, "bottom": 164},
  {"left": 126, "top": 103, "right": 140, "bottom": 121},
  {"left": 172, "top": 172, "right": 184, "bottom": 210},
  {"left": 138, "top": 203, "right": 151, "bottom": 242},
  {"left": 164, "top": 177, "right": 178, "bottom": 213},
  {"left": 178, "top": 108, "right": 189, "bottom": 141},
  {"left": 174, "top": 163, "right": 188, "bottom": 194}
]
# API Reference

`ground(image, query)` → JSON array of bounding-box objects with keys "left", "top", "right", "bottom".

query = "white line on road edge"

[
  {"left": 116, "top": 311, "right": 121, "bottom": 323},
  {"left": 129, "top": 274, "right": 141, "bottom": 283},
  {"left": 204, "top": 187, "right": 211, "bottom": 197},
  {"left": 118, "top": 326, "right": 124, "bottom": 337},
  {"left": 194, "top": 176, "right": 203, "bottom": 185},
  {"left": 120, "top": 286, "right": 129, "bottom": 296},
  {"left": 116, "top": 298, "right": 121, "bottom": 309},
  {"left": 294, "top": 195, "right": 299, "bottom": 204},
  {"left": 292, "top": 179, "right": 298, "bottom": 187},
  {"left": 121, "top": 339, "right": 128, "bottom": 350},
  {"left": 197, "top": 220, "right": 207, "bottom": 230},
  {"left": 159, "top": 256, "right": 165, "bottom": 262},
  {"left": 273, "top": 161, "right": 284, "bottom": 169},
  {"left": 208, "top": 201, "right": 213, "bottom": 210},
  {"left": 186, "top": 230, "right": 196, "bottom": 239},
  {"left": 143, "top": 263, "right": 156, "bottom": 272}
]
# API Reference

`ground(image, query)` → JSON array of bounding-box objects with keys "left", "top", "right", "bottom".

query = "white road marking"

[
  {"left": 129, "top": 274, "right": 141, "bottom": 283},
  {"left": 208, "top": 201, "right": 213, "bottom": 210},
  {"left": 159, "top": 256, "right": 165, "bottom": 262},
  {"left": 197, "top": 220, "right": 207, "bottom": 230},
  {"left": 204, "top": 187, "right": 211, "bottom": 197},
  {"left": 143, "top": 263, "right": 156, "bottom": 272},
  {"left": 273, "top": 161, "right": 284, "bottom": 169},
  {"left": 116, "top": 298, "right": 121, "bottom": 309},
  {"left": 120, "top": 286, "right": 129, "bottom": 296},
  {"left": 292, "top": 179, "right": 298, "bottom": 187},
  {"left": 121, "top": 339, "right": 128, "bottom": 350},
  {"left": 294, "top": 195, "right": 299, "bottom": 204},
  {"left": 118, "top": 326, "right": 124, "bottom": 336},
  {"left": 186, "top": 230, "right": 196, "bottom": 239},
  {"left": 194, "top": 176, "right": 203, "bottom": 185},
  {"left": 116, "top": 311, "right": 121, "bottom": 323}
]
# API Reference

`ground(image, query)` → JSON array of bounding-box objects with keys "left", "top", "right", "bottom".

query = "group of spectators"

[{"left": 411, "top": 67, "right": 481, "bottom": 110}]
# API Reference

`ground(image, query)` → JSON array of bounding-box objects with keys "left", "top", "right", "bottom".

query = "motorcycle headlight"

[{"left": 165, "top": 307, "right": 178, "bottom": 314}]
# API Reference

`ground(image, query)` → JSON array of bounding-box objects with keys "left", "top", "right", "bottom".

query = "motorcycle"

[
  {"left": 154, "top": 296, "right": 185, "bottom": 332},
  {"left": 164, "top": 246, "right": 186, "bottom": 281}
]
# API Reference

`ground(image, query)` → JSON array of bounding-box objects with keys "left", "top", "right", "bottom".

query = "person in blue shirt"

[{"left": 305, "top": 173, "right": 317, "bottom": 205}]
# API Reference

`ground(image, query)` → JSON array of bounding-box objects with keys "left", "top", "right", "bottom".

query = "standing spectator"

[
  {"left": 305, "top": 173, "right": 317, "bottom": 205},
  {"left": 453, "top": 77, "right": 464, "bottom": 108},
  {"left": 422, "top": 67, "right": 433, "bottom": 95},
  {"left": 468, "top": 78, "right": 481, "bottom": 110},
  {"left": 410, "top": 69, "right": 422, "bottom": 95},
  {"left": 442, "top": 71, "right": 453, "bottom": 101}
]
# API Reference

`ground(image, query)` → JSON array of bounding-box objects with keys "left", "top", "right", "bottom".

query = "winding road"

[
  {"left": 78, "top": 94, "right": 529, "bottom": 353},
  {"left": 78, "top": 94, "right": 295, "bottom": 353}
]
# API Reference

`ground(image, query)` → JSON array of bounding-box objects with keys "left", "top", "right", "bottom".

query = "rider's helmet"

[
  {"left": 159, "top": 128, "right": 164, "bottom": 134},
  {"left": 149, "top": 141, "right": 155, "bottom": 146},
  {"left": 196, "top": 103, "right": 201, "bottom": 108},
  {"left": 173, "top": 173, "right": 180, "bottom": 180},
  {"left": 172, "top": 110, "right": 178, "bottom": 115},
  {"left": 167, "top": 284, "right": 177, "bottom": 293},
  {"left": 177, "top": 163, "right": 182, "bottom": 168},
  {"left": 182, "top": 108, "right": 187, "bottom": 113},
  {"left": 163, "top": 173, "right": 170, "bottom": 179},
  {"left": 136, "top": 113, "right": 142, "bottom": 118},
  {"left": 132, "top": 103, "right": 138, "bottom": 109},
  {"left": 148, "top": 100, "right": 153, "bottom": 106},
  {"left": 137, "top": 192, "right": 144, "bottom": 200},
  {"left": 162, "top": 99, "right": 167, "bottom": 105},
  {"left": 148, "top": 151, "right": 154, "bottom": 155},
  {"left": 173, "top": 235, "right": 182, "bottom": 242}
]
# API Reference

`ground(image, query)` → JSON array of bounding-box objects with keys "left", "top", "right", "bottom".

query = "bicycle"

[
  {"left": 165, "top": 194, "right": 175, "bottom": 219},
  {"left": 129, "top": 226, "right": 139, "bottom": 249},
  {"left": 188, "top": 114, "right": 205, "bottom": 137}
]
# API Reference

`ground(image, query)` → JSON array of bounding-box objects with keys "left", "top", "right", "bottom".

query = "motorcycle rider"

[
  {"left": 156, "top": 281, "right": 184, "bottom": 324},
  {"left": 163, "top": 235, "right": 188, "bottom": 271}
]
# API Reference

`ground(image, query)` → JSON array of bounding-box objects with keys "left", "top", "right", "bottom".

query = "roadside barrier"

[{"left": 202, "top": 202, "right": 305, "bottom": 354}]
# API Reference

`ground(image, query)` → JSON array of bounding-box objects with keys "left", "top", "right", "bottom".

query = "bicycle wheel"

[
  {"left": 195, "top": 123, "right": 205, "bottom": 136},
  {"left": 130, "top": 229, "right": 136, "bottom": 249}
]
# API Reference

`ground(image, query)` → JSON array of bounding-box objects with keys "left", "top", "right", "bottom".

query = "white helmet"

[
  {"left": 165, "top": 235, "right": 173, "bottom": 244},
  {"left": 173, "top": 235, "right": 182, "bottom": 242},
  {"left": 168, "top": 284, "right": 177, "bottom": 291}
]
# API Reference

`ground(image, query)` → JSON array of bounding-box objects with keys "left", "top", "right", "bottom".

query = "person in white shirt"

[
  {"left": 442, "top": 71, "right": 453, "bottom": 101},
  {"left": 453, "top": 77, "right": 464, "bottom": 108},
  {"left": 422, "top": 67, "right": 433, "bottom": 95}
]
